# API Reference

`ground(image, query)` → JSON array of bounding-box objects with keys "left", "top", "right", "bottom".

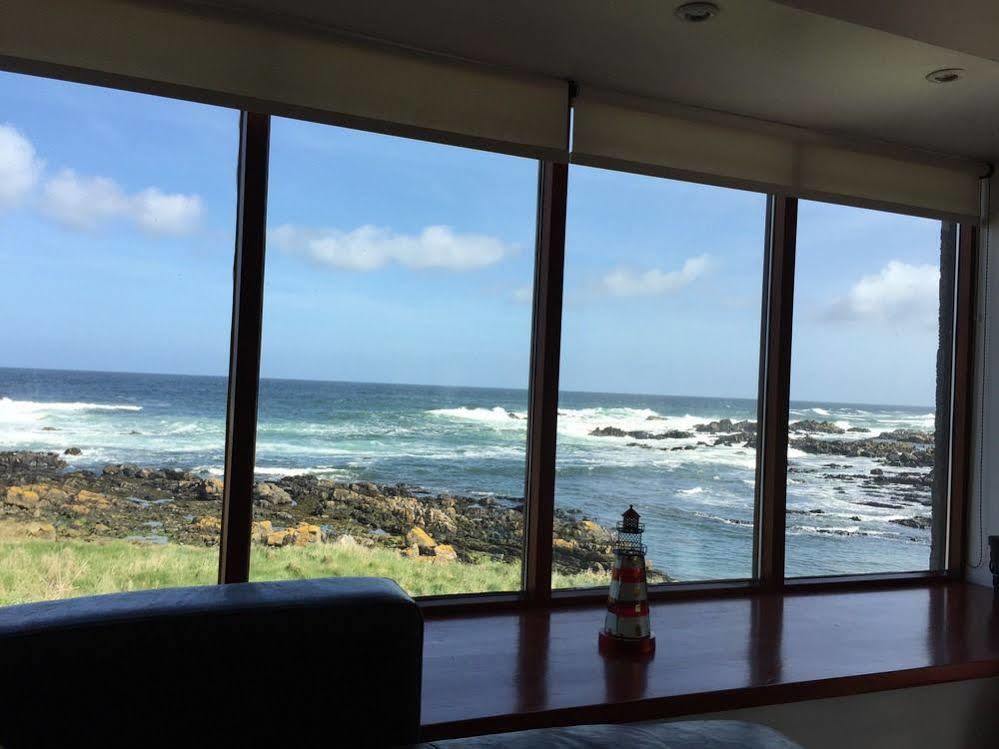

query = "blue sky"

[{"left": 0, "top": 71, "right": 945, "bottom": 406}]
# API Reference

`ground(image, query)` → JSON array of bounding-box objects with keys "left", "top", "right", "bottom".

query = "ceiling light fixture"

[
  {"left": 675, "top": 2, "right": 720, "bottom": 23},
  {"left": 925, "top": 68, "right": 965, "bottom": 84}
]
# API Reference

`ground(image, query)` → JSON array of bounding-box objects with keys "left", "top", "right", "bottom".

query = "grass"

[{"left": 0, "top": 537, "right": 606, "bottom": 606}]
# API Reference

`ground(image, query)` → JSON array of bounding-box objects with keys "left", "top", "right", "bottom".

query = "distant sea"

[{"left": 0, "top": 367, "right": 937, "bottom": 579}]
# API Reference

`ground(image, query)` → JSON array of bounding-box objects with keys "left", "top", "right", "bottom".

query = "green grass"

[{"left": 0, "top": 537, "right": 606, "bottom": 606}]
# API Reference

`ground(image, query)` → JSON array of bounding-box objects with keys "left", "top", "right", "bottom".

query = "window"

[
  {"left": 248, "top": 118, "right": 538, "bottom": 595},
  {"left": 784, "top": 201, "right": 956, "bottom": 576},
  {"left": 552, "top": 166, "right": 767, "bottom": 586},
  {"left": 0, "top": 72, "right": 237, "bottom": 604}
]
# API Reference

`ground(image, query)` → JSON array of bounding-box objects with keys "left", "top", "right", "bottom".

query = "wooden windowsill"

[{"left": 420, "top": 581, "right": 999, "bottom": 741}]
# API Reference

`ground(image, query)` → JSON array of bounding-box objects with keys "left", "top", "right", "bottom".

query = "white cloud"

[
  {"left": 0, "top": 124, "right": 43, "bottom": 209},
  {"left": 40, "top": 169, "right": 202, "bottom": 235},
  {"left": 511, "top": 285, "right": 533, "bottom": 303},
  {"left": 600, "top": 254, "right": 710, "bottom": 297},
  {"left": 272, "top": 224, "right": 516, "bottom": 271},
  {"left": 825, "top": 260, "right": 939, "bottom": 326},
  {"left": 132, "top": 188, "right": 203, "bottom": 235},
  {"left": 41, "top": 169, "right": 128, "bottom": 230}
]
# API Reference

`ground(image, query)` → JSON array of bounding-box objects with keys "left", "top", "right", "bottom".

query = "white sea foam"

[
  {"left": 811, "top": 407, "right": 831, "bottom": 416},
  {"left": 428, "top": 406, "right": 526, "bottom": 427},
  {"left": 0, "top": 396, "right": 142, "bottom": 423},
  {"left": 677, "top": 487, "right": 704, "bottom": 496}
]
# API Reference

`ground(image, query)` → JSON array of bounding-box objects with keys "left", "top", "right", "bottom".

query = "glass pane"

[
  {"left": 0, "top": 72, "right": 237, "bottom": 604},
  {"left": 250, "top": 119, "right": 536, "bottom": 595},
  {"left": 785, "top": 201, "right": 955, "bottom": 576},
  {"left": 553, "top": 166, "right": 767, "bottom": 587}
]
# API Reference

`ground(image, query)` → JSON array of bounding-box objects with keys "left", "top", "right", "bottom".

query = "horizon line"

[{"left": 0, "top": 364, "right": 936, "bottom": 411}]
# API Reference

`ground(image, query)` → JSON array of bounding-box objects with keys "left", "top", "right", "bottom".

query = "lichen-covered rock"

[
  {"left": 406, "top": 526, "right": 436, "bottom": 551},
  {"left": 5, "top": 486, "right": 41, "bottom": 509},
  {"left": 432, "top": 544, "right": 458, "bottom": 563},
  {"left": 199, "top": 478, "right": 224, "bottom": 500}
]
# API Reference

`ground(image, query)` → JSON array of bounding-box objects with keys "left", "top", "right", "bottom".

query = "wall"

[
  {"left": 967, "top": 174, "right": 998, "bottom": 587},
  {"left": 675, "top": 676, "right": 999, "bottom": 748}
]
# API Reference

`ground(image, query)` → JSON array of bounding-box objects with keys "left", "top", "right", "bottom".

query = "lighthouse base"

[{"left": 598, "top": 629, "right": 656, "bottom": 657}]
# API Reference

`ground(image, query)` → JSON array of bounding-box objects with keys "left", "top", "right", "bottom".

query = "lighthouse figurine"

[{"left": 599, "top": 505, "right": 655, "bottom": 656}]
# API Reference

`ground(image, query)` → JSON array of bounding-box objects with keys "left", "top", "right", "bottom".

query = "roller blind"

[
  {"left": 0, "top": 0, "right": 569, "bottom": 160},
  {"left": 572, "top": 90, "right": 984, "bottom": 222}
]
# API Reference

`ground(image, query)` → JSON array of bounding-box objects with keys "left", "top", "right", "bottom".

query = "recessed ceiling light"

[
  {"left": 926, "top": 68, "right": 965, "bottom": 84},
  {"left": 675, "top": 2, "right": 720, "bottom": 23}
]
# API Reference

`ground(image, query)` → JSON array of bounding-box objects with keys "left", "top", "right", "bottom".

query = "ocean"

[{"left": 0, "top": 367, "right": 937, "bottom": 580}]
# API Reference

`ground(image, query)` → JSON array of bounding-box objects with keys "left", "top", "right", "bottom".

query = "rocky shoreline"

[
  {"left": 591, "top": 417, "right": 937, "bottom": 534},
  {"left": 0, "top": 451, "right": 666, "bottom": 581}
]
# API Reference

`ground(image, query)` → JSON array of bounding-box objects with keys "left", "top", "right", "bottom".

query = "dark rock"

[
  {"left": 64, "top": 447, "right": 82, "bottom": 456},
  {"left": 790, "top": 419, "right": 845, "bottom": 435},
  {"left": 891, "top": 516, "right": 932, "bottom": 530},
  {"left": 589, "top": 426, "right": 693, "bottom": 440},
  {"left": 694, "top": 419, "right": 756, "bottom": 434}
]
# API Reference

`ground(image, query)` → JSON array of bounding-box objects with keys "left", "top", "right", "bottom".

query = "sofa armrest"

[{"left": 0, "top": 577, "right": 423, "bottom": 748}]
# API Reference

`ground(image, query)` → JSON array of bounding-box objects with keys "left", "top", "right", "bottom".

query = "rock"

[
  {"left": 41, "top": 427, "right": 58, "bottom": 432},
  {"left": 401, "top": 543, "right": 421, "bottom": 558},
  {"left": 432, "top": 544, "right": 458, "bottom": 563},
  {"left": 589, "top": 426, "right": 693, "bottom": 440},
  {"left": 63, "top": 447, "right": 82, "bottom": 456},
  {"left": 291, "top": 523, "right": 322, "bottom": 546},
  {"left": 892, "top": 516, "right": 932, "bottom": 530},
  {"left": 266, "top": 530, "right": 291, "bottom": 547},
  {"left": 254, "top": 482, "right": 292, "bottom": 506},
  {"left": 252, "top": 520, "right": 274, "bottom": 543},
  {"left": 23, "top": 522, "right": 56, "bottom": 540},
  {"left": 75, "top": 490, "right": 111, "bottom": 509},
  {"left": 199, "top": 478, "right": 224, "bottom": 500},
  {"left": 4, "top": 485, "right": 41, "bottom": 509},
  {"left": 694, "top": 419, "right": 757, "bottom": 435},
  {"left": 333, "top": 534, "right": 359, "bottom": 548},
  {"left": 406, "top": 526, "right": 437, "bottom": 551},
  {"left": 194, "top": 516, "right": 222, "bottom": 533},
  {"left": 789, "top": 419, "right": 845, "bottom": 435}
]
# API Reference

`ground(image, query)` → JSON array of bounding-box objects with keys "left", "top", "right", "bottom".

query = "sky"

[{"left": 0, "top": 71, "right": 946, "bottom": 406}]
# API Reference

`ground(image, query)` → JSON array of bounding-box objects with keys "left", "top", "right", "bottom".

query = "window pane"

[
  {"left": 250, "top": 119, "right": 536, "bottom": 595},
  {"left": 785, "top": 201, "right": 954, "bottom": 576},
  {"left": 553, "top": 166, "right": 767, "bottom": 587},
  {"left": 0, "top": 72, "right": 237, "bottom": 604}
]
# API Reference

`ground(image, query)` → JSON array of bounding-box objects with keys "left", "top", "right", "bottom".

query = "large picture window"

[
  {"left": 0, "top": 65, "right": 975, "bottom": 609},
  {"left": 552, "top": 166, "right": 767, "bottom": 586},
  {"left": 0, "top": 72, "right": 237, "bottom": 604},
  {"left": 784, "top": 201, "right": 956, "bottom": 576}
]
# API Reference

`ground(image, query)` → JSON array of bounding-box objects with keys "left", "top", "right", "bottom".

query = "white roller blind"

[
  {"left": 572, "top": 90, "right": 984, "bottom": 222},
  {"left": 0, "top": 0, "right": 569, "bottom": 160}
]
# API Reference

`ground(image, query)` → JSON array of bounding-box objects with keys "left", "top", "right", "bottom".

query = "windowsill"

[{"left": 420, "top": 581, "right": 999, "bottom": 740}]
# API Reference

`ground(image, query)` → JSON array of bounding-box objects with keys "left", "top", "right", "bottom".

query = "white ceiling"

[{"left": 189, "top": 0, "right": 999, "bottom": 163}]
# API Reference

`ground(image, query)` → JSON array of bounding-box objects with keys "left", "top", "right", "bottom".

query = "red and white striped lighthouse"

[{"left": 599, "top": 505, "right": 655, "bottom": 656}]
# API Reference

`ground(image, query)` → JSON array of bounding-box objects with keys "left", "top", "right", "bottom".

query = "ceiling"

[{"left": 188, "top": 0, "right": 999, "bottom": 163}]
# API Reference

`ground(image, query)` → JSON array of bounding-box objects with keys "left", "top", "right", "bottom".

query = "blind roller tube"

[
  {"left": 0, "top": 0, "right": 569, "bottom": 160},
  {"left": 572, "top": 90, "right": 984, "bottom": 222}
]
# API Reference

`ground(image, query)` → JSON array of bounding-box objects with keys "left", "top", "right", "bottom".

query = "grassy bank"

[{"left": 0, "top": 537, "right": 606, "bottom": 606}]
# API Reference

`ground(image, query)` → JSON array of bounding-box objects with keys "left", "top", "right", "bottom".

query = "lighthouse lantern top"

[{"left": 613, "top": 505, "right": 646, "bottom": 555}]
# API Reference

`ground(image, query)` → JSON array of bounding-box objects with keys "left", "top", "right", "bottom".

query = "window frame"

[{"left": 1, "top": 60, "right": 976, "bottom": 611}]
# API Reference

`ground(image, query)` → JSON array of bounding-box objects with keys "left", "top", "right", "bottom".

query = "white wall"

[
  {"left": 966, "top": 175, "right": 998, "bottom": 587},
  {"left": 674, "top": 677, "right": 999, "bottom": 748}
]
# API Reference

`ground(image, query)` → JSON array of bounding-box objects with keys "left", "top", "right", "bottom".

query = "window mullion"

[
  {"left": 523, "top": 160, "right": 569, "bottom": 603},
  {"left": 755, "top": 195, "right": 797, "bottom": 588},
  {"left": 219, "top": 111, "right": 270, "bottom": 584}
]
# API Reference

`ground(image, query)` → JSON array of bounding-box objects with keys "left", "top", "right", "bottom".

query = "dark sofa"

[{"left": 0, "top": 578, "right": 800, "bottom": 748}]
